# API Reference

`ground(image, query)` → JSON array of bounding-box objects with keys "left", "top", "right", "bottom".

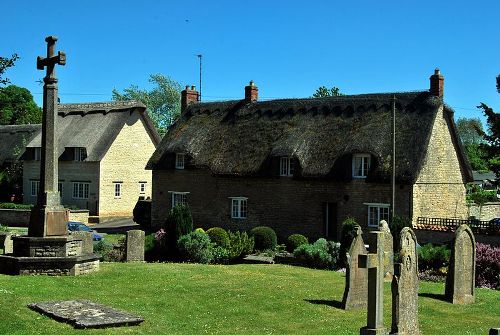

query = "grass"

[{"left": 0, "top": 263, "right": 498, "bottom": 334}]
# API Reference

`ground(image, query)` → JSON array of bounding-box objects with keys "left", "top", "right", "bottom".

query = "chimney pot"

[
  {"left": 429, "top": 69, "right": 444, "bottom": 98},
  {"left": 245, "top": 81, "right": 258, "bottom": 103}
]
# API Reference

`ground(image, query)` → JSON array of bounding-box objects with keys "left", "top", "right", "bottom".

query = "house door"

[{"left": 323, "top": 202, "right": 338, "bottom": 240}]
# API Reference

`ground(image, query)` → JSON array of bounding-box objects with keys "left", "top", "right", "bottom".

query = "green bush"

[
  {"left": 286, "top": 234, "right": 308, "bottom": 252},
  {"left": 339, "top": 217, "right": 358, "bottom": 267},
  {"left": 294, "top": 238, "right": 341, "bottom": 270},
  {"left": 0, "top": 202, "right": 33, "bottom": 210},
  {"left": 212, "top": 246, "right": 230, "bottom": 264},
  {"left": 194, "top": 227, "right": 206, "bottom": 234},
  {"left": 390, "top": 216, "right": 412, "bottom": 250},
  {"left": 418, "top": 243, "right": 451, "bottom": 271},
  {"left": 226, "top": 231, "right": 254, "bottom": 259},
  {"left": 93, "top": 240, "right": 124, "bottom": 262},
  {"left": 206, "top": 227, "right": 230, "bottom": 248},
  {"left": 177, "top": 231, "right": 213, "bottom": 264},
  {"left": 165, "top": 205, "right": 194, "bottom": 255},
  {"left": 249, "top": 226, "right": 277, "bottom": 251},
  {"left": 0, "top": 224, "right": 8, "bottom": 232}
]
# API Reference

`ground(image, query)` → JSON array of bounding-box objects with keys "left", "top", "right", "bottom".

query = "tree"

[
  {"left": 0, "top": 54, "right": 19, "bottom": 86},
  {"left": 313, "top": 86, "right": 343, "bottom": 98},
  {"left": 0, "top": 85, "right": 42, "bottom": 125},
  {"left": 496, "top": 75, "right": 499, "bottom": 93},
  {"left": 456, "top": 117, "right": 489, "bottom": 171},
  {"left": 112, "top": 74, "right": 182, "bottom": 136}
]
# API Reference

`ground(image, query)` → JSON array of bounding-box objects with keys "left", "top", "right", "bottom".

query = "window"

[
  {"left": 139, "top": 182, "right": 146, "bottom": 194},
  {"left": 352, "top": 154, "right": 371, "bottom": 178},
  {"left": 170, "top": 191, "right": 189, "bottom": 207},
  {"left": 114, "top": 182, "right": 122, "bottom": 198},
  {"left": 279, "top": 157, "right": 294, "bottom": 177},
  {"left": 231, "top": 197, "right": 248, "bottom": 219},
  {"left": 366, "top": 203, "right": 390, "bottom": 228},
  {"left": 30, "top": 180, "right": 40, "bottom": 197},
  {"left": 74, "top": 147, "right": 86, "bottom": 161},
  {"left": 72, "top": 182, "right": 89, "bottom": 199},
  {"left": 34, "top": 147, "right": 41, "bottom": 161},
  {"left": 175, "top": 153, "right": 185, "bottom": 170}
]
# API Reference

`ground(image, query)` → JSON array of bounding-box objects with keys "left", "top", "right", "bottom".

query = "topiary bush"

[
  {"left": 249, "top": 226, "right": 277, "bottom": 251},
  {"left": 165, "top": 205, "right": 194, "bottom": 256},
  {"left": 177, "top": 231, "right": 214, "bottom": 264},
  {"left": 418, "top": 243, "right": 451, "bottom": 271},
  {"left": 294, "top": 238, "right": 341, "bottom": 270},
  {"left": 476, "top": 243, "right": 500, "bottom": 289},
  {"left": 206, "top": 227, "right": 230, "bottom": 248},
  {"left": 339, "top": 217, "right": 358, "bottom": 267},
  {"left": 227, "top": 231, "right": 254, "bottom": 260},
  {"left": 286, "top": 234, "right": 308, "bottom": 252}
]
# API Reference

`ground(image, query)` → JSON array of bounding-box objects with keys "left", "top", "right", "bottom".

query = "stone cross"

[
  {"left": 341, "top": 225, "right": 368, "bottom": 310},
  {"left": 359, "top": 231, "right": 387, "bottom": 335}
]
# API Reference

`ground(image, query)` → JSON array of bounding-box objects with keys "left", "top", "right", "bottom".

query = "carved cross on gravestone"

[{"left": 358, "top": 231, "right": 388, "bottom": 335}]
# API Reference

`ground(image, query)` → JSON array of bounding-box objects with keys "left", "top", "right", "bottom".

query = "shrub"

[
  {"left": 212, "top": 246, "right": 230, "bottom": 264},
  {"left": 194, "top": 227, "right": 206, "bottom": 234},
  {"left": 227, "top": 231, "right": 254, "bottom": 259},
  {"left": 249, "top": 226, "right": 277, "bottom": 251},
  {"left": 0, "top": 202, "right": 33, "bottom": 210},
  {"left": 0, "top": 224, "right": 8, "bottom": 232},
  {"left": 294, "top": 238, "right": 341, "bottom": 270},
  {"left": 418, "top": 243, "right": 451, "bottom": 271},
  {"left": 93, "top": 240, "right": 124, "bottom": 262},
  {"left": 476, "top": 243, "right": 500, "bottom": 289},
  {"left": 177, "top": 231, "right": 213, "bottom": 264},
  {"left": 206, "top": 227, "right": 230, "bottom": 248},
  {"left": 339, "top": 217, "right": 358, "bottom": 267},
  {"left": 286, "top": 234, "right": 308, "bottom": 252},
  {"left": 390, "top": 216, "right": 412, "bottom": 250},
  {"left": 165, "top": 205, "right": 194, "bottom": 255}
]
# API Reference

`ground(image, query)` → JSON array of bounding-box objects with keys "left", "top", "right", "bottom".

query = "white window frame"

[
  {"left": 175, "top": 153, "right": 185, "bottom": 170},
  {"left": 352, "top": 154, "right": 371, "bottom": 178},
  {"left": 364, "top": 203, "right": 390, "bottom": 228},
  {"left": 279, "top": 157, "right": 294, "bottom": 177},
  {"left": 230, "top": 197, "right": 248, "bottom": 219},
  {"left": 74, "top": 147, "right": 86, "bottom": 162},
  {"left": 139, "top": 182, "right": 146, "bottom": 194},
  {"left": 114, "top": 182, "right": 122, "bottom": 198},
  {"left": 30, "top": 180, "right": 40, "bottom": 197},
  {"left": 169, "top": 191, "right": 189, "bottom": 207},
  {"left": 34, "top": 147, "right": 41, "bottom": 161},
  {"left": 72, "top": 182, "right": 90, "bottom": 199}
]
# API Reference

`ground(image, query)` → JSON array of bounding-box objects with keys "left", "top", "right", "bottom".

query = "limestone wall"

[
  {"left": 468, "top": 202, "right": 500, "bottom": 221},
  {"left": 0, "top": 209, "right": 30, "bottom": 227}
]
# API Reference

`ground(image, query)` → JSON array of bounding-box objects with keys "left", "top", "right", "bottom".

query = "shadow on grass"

[
  {"left": 418, "top": 292, "right": 448, "bottom": 302},
  {"left": 304, "top": 299, "right": 344, "bottom": 309}
]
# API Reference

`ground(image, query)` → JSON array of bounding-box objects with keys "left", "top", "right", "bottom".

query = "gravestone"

[
  {"left": 445, "top": 224, "right": 476, "bottom": 304},
  {"left": 71, "top": 232, "right": 93, "bottom": 255},
  {"left": 359, "top": 231, "right": 387, "bottom": 335},
  {"left": 126, "top": 230, "right": 145, "bottom": 262},
  {"left": 391, "top": 227, "right": 419, "bottom": 335},
  {"left": 3, "top": 233, "right": 13, "bottom": 254},
  {"left": 379, "top": 220, "right": 394, "bottom": 277},
  {"left": 341, "top": 225, "right": 368, "bottom": 310}
]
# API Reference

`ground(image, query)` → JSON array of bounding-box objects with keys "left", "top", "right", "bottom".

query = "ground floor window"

[
  {"left": 114, "top": 182, "right": 122, "bottom": 198},
  {"left": 169, "top": 191, "right": 189, "bottom": 207},
  {"left": 72, "top": 182, "right": 90, "bottom": 199},
  {"left": 30, "top": 180, "right": 40, "bottom": 197},
  {"left": 365, "top": 203, "right": 390, "bottom": 227},
  {"left": 230, "top": 197, "right": 248, "bottom": 219}
]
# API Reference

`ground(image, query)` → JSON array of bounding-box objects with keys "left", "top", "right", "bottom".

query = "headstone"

[
  {"left": 445, "top": 224, "right": 476, "bottom": 304},
  {"left": 391, "top": 228, "right": 420, "bottom": 335},
  {"left": 2, "top": 233, "right": 13, "bottom": 254},
  {"left": 359, "top": 231, "right": 387, "bottom": 335},
  {"left": 341, "top": 225, "right": 368, "bottom": 310},
  {"left": 71, "top": 232, "right": 93, "bottom": 255},
  {"left": 126, "top": 230, "right": 145, "bottom": 262},
  {"left": 379, "top": 220, "right": 394, "bottom": 277}
]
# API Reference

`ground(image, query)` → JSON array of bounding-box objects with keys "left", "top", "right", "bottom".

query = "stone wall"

[
  {"left": 468, "top": 202, "right": 500, "bottom": 221},
  {"left": 412, "top": 106, "right": 469, "bottom": 224},
  {"left": 68, "top": 210, "right": 89, "bottom": 224},
  {"left": 0, "top": 209, "right": 89, "bottom": 227},
  {"left": 415, "top": 229, "right": 499, "bottom": 247},
  {"left": 99, "top": 112, "right": 156, "bottom": 217}
]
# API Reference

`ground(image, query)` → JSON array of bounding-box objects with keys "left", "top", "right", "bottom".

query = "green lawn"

[{"left": 0, "top": 263, "right": 497, "bottom": 334}]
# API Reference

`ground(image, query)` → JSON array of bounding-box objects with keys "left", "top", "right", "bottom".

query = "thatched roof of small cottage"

[
  {"left": 147, "top": 92, "right": 472, "bottom": 183},
  {"left": 0, "top": 124, "right": 40, "bottom": 165},
  {"left": 25, "top": 101, "right": 160, "bottom": 161}
]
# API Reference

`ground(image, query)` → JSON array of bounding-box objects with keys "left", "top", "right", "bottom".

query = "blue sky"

[{"left": 2, "top": 1, "right": 499, "bottom": 126}]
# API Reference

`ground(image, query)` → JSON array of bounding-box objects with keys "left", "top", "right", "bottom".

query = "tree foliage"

[
  {"left": 456, "top": 117, "right": 489, "bottom": 171},
  {"left": 313, "top": 86, "right": 343, "bottom": 98},
  {"left": 477, "top": 103, "right": 500, "bottom": 177},
  {"left": 112, "top": 74, "right": 182, "bottom": 136},
  {"left": 0, "top": 85, "right": 42, "bottom": 125},
  {"left": 0, "top": 54, "right": 19, "bottom": 86}
]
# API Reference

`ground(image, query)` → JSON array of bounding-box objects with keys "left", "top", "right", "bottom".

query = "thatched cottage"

[
  {"left": 22, "top": 101, "right": 160, "bottom": 217},
  {"left": 147, "top": 70, "right": 473, "bottom": 240}
]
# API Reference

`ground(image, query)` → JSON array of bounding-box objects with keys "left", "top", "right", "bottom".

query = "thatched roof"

[
  {"left": 147, "top": 92, "right": 472, "bottom": 183},
  {"left": 25, "top": 101, "right": 160, "bottom": 161},
  {"left": 0, "top": 124, "right": 40, "bottom": 165}
]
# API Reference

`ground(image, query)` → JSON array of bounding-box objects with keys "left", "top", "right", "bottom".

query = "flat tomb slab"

[{"left": 28, "top": 300, "right": 144, "bottom": 329}]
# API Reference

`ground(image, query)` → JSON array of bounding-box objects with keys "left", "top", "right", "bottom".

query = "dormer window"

[
  {"left": 175, "top": 153, "right": 185, "bottom": 170},
  {"left": 352, "top": 154, "right": 371, "bottom": 178},
  {"left": 74, "top": 147, "right": 86, "bottom": 162},
  {"left": 34, "top": 147, "right": 41, "bottom": 161},
  {"left": 280, "top": 157, "right": 294, "bottom": 177}
]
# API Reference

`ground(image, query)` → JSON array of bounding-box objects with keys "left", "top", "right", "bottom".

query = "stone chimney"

[
  {"left": 181, "top": 85, "right": 199, "bottom": 113},
  {"left": 429, "top": 68, "right": 444, "bottom": 98},
  {"left": 244, "top": 81, "right": 258, "bottom": 103}
]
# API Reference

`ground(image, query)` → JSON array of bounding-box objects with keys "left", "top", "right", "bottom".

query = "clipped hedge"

[
  {"left": 249, "top": 226, "right": 277, "bottom": 251},
  {"left": 206, "top": 227, "right": 230, "bottom": 248},
  {"left": 286, "top": 234, "right": 308, "bottom": 252}
]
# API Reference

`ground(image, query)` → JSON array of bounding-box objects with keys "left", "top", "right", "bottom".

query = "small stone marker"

[
  {"left": 28, "top": 300, "right": 144, "bottom": 329},
  {"left": 341, "top": 225, "right": 368, "bottom": 310},
  {"left": 3, "top": 233, "right": 13, "bottom": 254},
  {"left": 359, "top": 231, "right": 387, "bottom": 335},
  {"left": 445, "top": 224, "right": 476, "bottom": 304},
  {"left": 391, "top": 227, "right": 420, "bottom": 335},
  {"left": 70, "top": 231, "right": 93, "bottom": 255},
  {"left": 126, "top": 230, "right": 145, "bottom": 262},
  {"left": 379, "top": 220, "right": 394, "bottom": 278}
]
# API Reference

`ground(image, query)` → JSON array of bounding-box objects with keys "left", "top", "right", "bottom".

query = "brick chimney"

[
  {"left": 244, "top": 81, "right": 258, "bottom": 103},
  {"left": 429, "top": 68, "right": 444, "bottom": 98},
  {"left": 181, "top": 85, "right": 199, "bottom": 113}
]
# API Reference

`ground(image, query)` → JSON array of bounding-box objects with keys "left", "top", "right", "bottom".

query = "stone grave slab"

[{"left": 28, "top": 300, "right": 144, "bottom": 329}]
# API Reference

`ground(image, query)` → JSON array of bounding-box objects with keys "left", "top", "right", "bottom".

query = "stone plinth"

[
  {"left": 70, "top": 232, "right": 93, "bottom": 255},
  {"left": 13, "top": 236, "right": 81, "bottom": 257},
  {"left": 29, "top": 207, "right": 68, "bottom": 237}
]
